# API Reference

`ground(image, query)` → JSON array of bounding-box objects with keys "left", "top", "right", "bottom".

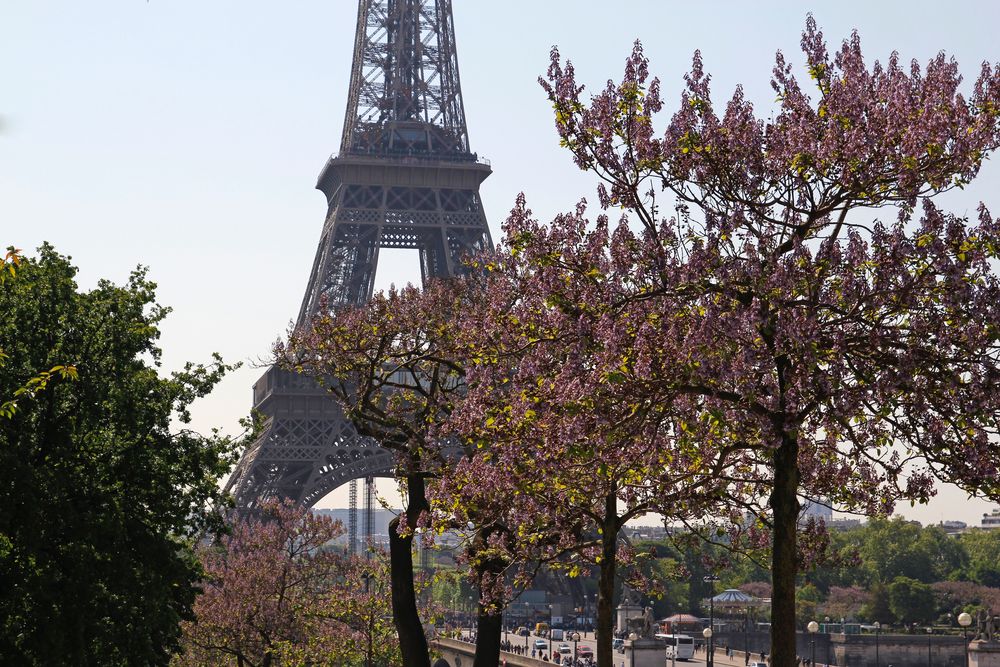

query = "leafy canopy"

[{"left": 0, "top": 244, "right": 238, "bottom": 665}]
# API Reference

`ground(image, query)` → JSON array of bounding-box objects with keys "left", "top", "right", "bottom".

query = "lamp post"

[
  {"left": 808, "top": 620, "right": 819, "bottom": 667},
  {"left": 703, "top": 628, "right": 713, "bottom": 667},
  {"left": 704, "top": 575, "right": 720, "bottom": 667},
  {"left": 572, "top": 631, "right": 580, "bottom": 663},
  {"left": 744, "top": 606, "right": 750, "bottom": 666},
  {"left": 548, "top": 603, "right": 553, "bottom": 659},
  {"left": 874, "top": 621, "right": 881, "bottom": 667},
  {"left": 926, "top": 626, "right": 933, "bottom": 667},
  {"left": 468, "top": 596, "right": 474, "bottom": 639},
  {"left": 524, "top": 603, "right": 529, "bottom": 653},
  {"left": 959, "top": 611, "right": 973, "bottom": 667},
  {"left": 825, "top": 616, "right": 832, "bottom": 666},
  {"left": 586, "top": 594, "right": 592, "bottom": 638}
]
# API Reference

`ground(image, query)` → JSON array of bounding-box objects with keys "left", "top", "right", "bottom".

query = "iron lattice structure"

[{"left": 225, "top": 0, "right": 492, "bottom": 533}]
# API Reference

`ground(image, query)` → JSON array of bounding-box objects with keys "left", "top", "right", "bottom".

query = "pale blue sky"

[{"left": 4, "top": 1, "right": 1000, "bottom": 524}]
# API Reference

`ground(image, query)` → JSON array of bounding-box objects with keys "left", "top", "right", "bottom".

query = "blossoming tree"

[
  {"left": 175, "top": 500, "right": 398, "bottom": 667},
  {"left": 538, "top": 17, "right": 1000, "bottom": 666}
]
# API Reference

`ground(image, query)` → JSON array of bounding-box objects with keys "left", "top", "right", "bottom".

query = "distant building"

[
  {"left": 627, "top": 525, "right": 669, "bottom": 541},
  {"left": 982, "top": 508, "right": 1000, "bottom": 529},
  {"left": 939, "top": 520, "right": 968, "bottom": 535},
  {"left": 826, "top": 517, "right": 862, "bottom": 531},
  {"left": 800, "top": 498, "right": 833, "bottom": 523}
]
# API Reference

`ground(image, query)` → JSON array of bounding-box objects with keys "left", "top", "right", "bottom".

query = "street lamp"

[
  {"left": 704, "top": 575, "right": 720, "bottom": 667},
  {"left": 572, "top": 631, "right": 581, "bottom": 663},
  {"left": 670, "top": 627, "right": 677, "bottom": 667},
  {"left": 585, "top": 594, "right": 592, "bottom": 638},
  {"left": 808, "top": 620, "right": 819, "bottom": 667},
  {"left": 825, "top": 616, "right": 832, "bottom": 666},
  {"left": 548, "top": 604, "right": 553, "bottom": 659},
  {"left": 874, "top": 621, "right": 881, "bottom": 667},
  {"left": 926, "top": 626, "right": 933, "bottom": 667},
  {"left": 703, "top": 627, "right": 713, "bottom": 667},
  {"left": 523, "top": 602, "right": 529, "bottom": 653},
  {"left": 959, "top": 612, "right": 973, "bottom": 667},
  {"left": 468, "top": 596, "right": 474, "bottom": 639}
]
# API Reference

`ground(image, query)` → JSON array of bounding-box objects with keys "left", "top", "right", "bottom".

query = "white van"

[{"left": 551, "top": 628, "right": 564, "bottom": 641}]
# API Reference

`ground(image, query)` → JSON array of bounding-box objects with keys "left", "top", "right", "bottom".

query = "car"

[
  {"left": 749, "top": 663, "right": 768, "bottom": 667},
  {"left": 516, "top": 627, "right": 529, "bottom": 636},
  {"left": 558, "top": 644, "right": 572, "bottom": 655},
  {"left": 578, "top": 645, "right": 593, "bottom": 659},
  {"left": 613, "top": 637, "right": 624, "bottom": 652},
  {"left": 534, "top": 639, "right": 548, "bottom": 650}
]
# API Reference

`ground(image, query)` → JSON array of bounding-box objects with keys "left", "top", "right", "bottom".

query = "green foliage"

[
  {"left": 860, "top": 582, "right": 894, "bottom": 624},
  {"left": 0, "top": 247, "right": 78, "bottom": 419},
  {"left": 887, "top": 577, "right": 936, "bottom": 625},
  {"left": 809, "top": 518, "right": 966, "bottom": 591},
  {"left": 637, "top": 519, "right": 996, "bottom": 626},
  {"left": 631, "top": 540, "right": 689, "bottom": 618},
  {"left": 431, "top": 568, "right": 468, "bottom": 614},
  {"left": 795, "top": 583, "right": 822, "bottom": 627},
  {"left": 959, "top": 530, "right": 1000, "bottom": 586},
  {"left": 0, "top": 245, "right": 240, "bottom": 665}
]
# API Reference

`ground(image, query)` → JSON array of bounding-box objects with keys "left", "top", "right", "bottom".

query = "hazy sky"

[{"left": 5, "top": 1, "right": 1000, "bottom": 526}]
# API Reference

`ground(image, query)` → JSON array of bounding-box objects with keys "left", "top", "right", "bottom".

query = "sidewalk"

[{"left": 698, "top": 647, "right": 830, "bottom": 667}]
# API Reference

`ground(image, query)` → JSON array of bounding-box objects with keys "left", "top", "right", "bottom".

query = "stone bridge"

[{"left": 432, "top": 637, "right": 555, "bottom": 667}]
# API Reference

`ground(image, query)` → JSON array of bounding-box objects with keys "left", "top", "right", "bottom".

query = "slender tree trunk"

[
  {"left": 596, "top": 492, "right": 618, "bottom": 667},
  {"left": 472, "top": 604, "right": 502, "bottom": 667},
  {"left": 471, "top": 525, "right": 507, "bottom": 667},
  {"left": 769, "top": 432, "right": 800, "bottom": 667},
  {"left": 390, "top": 473, "right": 431, "bottom": 667}
]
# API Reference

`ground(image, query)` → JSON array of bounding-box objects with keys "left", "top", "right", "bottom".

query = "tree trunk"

[
  {"left": 390, "top": 473, "right": 431, "bottom": 667},
  {"left": 472, "top": 604, "right": 502, "bottom": 667},
  {"left": 471, "top": 525, "right": 508, "bottom": 667},
  {"left": 596, "top": 492, "right": 618, "bottom": 667},
  {"left": 769, "top": 432, "right": 800, "bottom": 667}
]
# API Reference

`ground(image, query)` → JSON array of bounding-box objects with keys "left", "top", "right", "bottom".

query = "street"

[{"left": 458, "top": 630, "right": 833, "bottom": 667}]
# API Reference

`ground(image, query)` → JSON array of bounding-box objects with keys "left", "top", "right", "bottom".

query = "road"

[{"left": 463, "top": 630, "right": 805, "bottom": 667}]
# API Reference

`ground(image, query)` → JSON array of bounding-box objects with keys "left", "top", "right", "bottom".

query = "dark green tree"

[
  {"left": 0, "top": 245, "right": 238, "bottom": 665},
  {"left": 960, "top": 530, "right": 1000, "bottom": 587},
  {"left": 860, "top": 582, "right": 894, "bottom": 624},
  {"left": 887, "top": 577, "right": 936, "bottom": 625}
]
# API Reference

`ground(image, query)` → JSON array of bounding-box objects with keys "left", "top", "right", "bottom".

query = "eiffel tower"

[{"left": 225, "top": 0, "right": 492, "bottom": 548}]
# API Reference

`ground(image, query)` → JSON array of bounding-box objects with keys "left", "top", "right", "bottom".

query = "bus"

[{"left": 655, "top": 634, "right": 695, "bottom": 661}]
